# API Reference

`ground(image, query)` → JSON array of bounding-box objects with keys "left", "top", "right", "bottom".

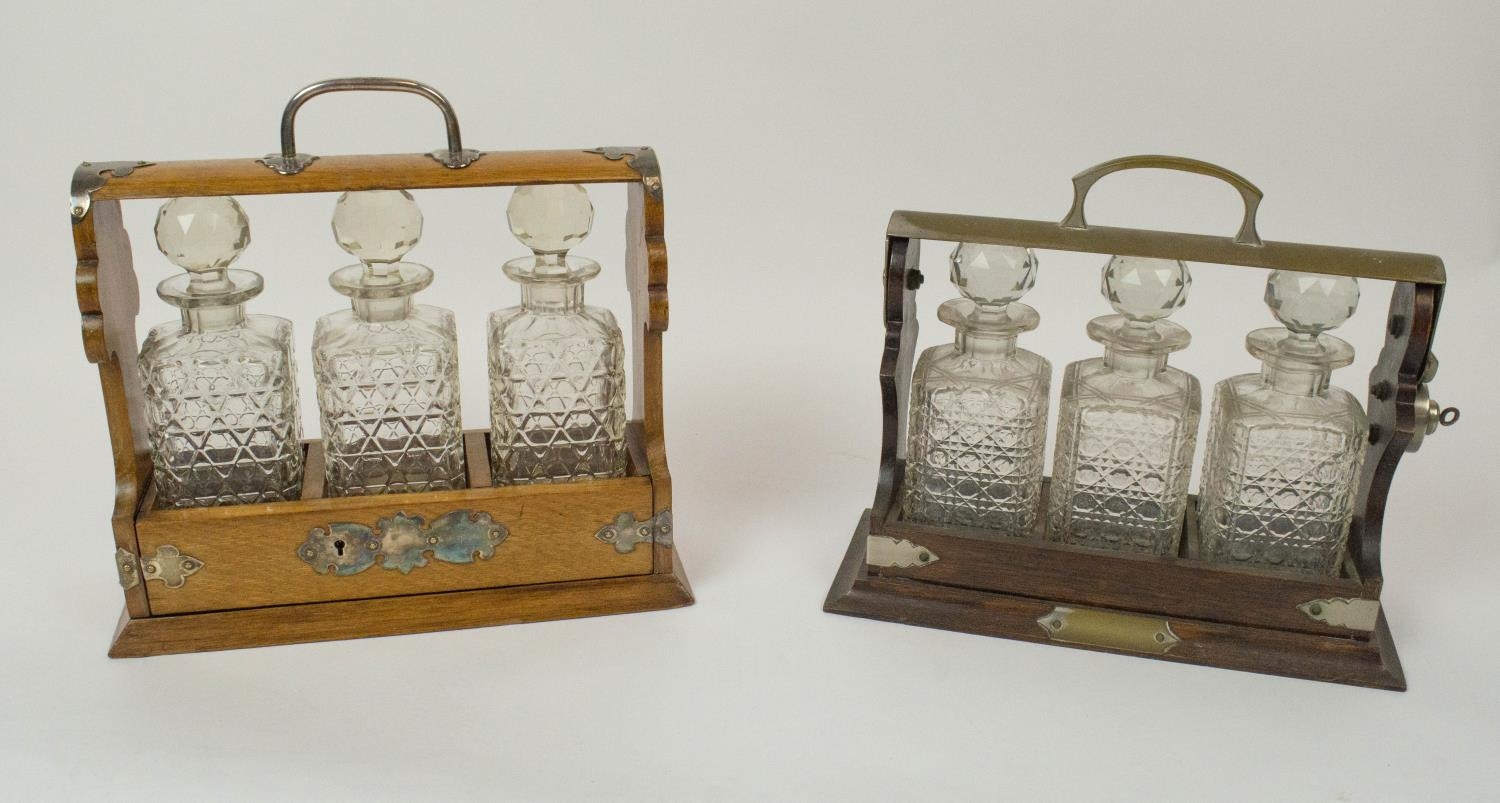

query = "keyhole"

[{"left": 334, "top": 539, "right": 346, "bottom": 557}]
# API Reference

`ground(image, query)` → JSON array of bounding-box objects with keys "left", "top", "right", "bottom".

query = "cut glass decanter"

[
  {"left": 312, "top": 190, "right": 466, "bottom": 496},
  {"left": 138, "top": 196, "right": 304, "bottom": 508},
  {"left": 489, "top": 184, "right": 626, "bottom": 485},
  {"left": 1047, "top": 256, "right": 1200, "bottom": 555},
  {"left": 1197, "top": 270, "right": 1368, "bottom": 575},
  {"left": 902, "top": 243, "right": 1051, "bottom": 535}
]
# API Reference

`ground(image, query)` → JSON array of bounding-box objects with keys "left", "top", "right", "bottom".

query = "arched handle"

[
  {"left": 1060, "top": 154, "right": 1264, "bottom": 246},
  {"left": 258, "top": 77, "right": 482, "bottom": 175}
]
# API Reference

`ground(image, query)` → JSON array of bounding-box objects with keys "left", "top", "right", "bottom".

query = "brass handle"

[
  {"left": 259, "top": 77, "right": 482, "bottom": 175},
  {"left": 1061, "top": 154, "right": 1264, "bottom": 246}
]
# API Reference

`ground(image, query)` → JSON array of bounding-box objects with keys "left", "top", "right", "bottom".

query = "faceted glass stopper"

[
  {"left": 1102, "top": 255, "right": 1190, "bottom": 322},
  {"left": 333, "top": 190, "right": 422, "bottom": 264},
  {"left": 949, "top": 243, "right": 1037, "bottom": 307},
  {"left": 155, "top": 196, "right": 249, "bottom": 271},
  {"left": 507, "top": 184, "right": 593, "bottom": 255},
  {"left": 1266, "top": 271, "right": 1359, "bottom": 335}
]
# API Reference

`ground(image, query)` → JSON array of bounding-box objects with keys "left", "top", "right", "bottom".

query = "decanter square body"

[
  {"left": 903, "top": 345, "right": 1051, "bottom": 533},
  {"left": 488, "top": 305, "right": 627, "bottom": 484},
  {"left": 1197, "top": 374, "right": 1367, "bottom": 575},
  {"left": 313, "top": 306, "right": 465, "bottom": 496},
  {"left": 1048, "top": 359, "right": 1199, "bottom": 554},
  {"left": 140, "top": 314, "right": 304, "bottom": 507}
]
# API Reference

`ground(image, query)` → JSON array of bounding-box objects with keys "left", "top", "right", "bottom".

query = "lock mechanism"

[{"left": 1407, "top": 354, "right": 1458, "bottom": 453}]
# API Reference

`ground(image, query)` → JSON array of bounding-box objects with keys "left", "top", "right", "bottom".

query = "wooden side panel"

[
  {"left": 870, "top": 235, "right": 919, "bottom": 533},
  {"left": 75, "top": 200, "right": 151, "bottom": 617},
  {"left": 624, "top": 163, "right": 674, "bottom": 574},
  {"left": 136, "top": 477, "right": 653, "bottom": 615},
  {"left": 1351, "top": 282, "right": 1440, "bottom": 584}
]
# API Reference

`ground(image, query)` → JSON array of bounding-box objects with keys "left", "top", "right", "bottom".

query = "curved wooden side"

[
  {"left": 622, "top": 156, "right": 675, "bottom": 574},
  {"left": 870, "top": 234, "right": 918, "bottom": 531},
  {"left": 75, "top": 199, "right": 150, "bottom": 617},
  {"left": 1351, "top": 282, "right": 1441, "bottom": 585}
]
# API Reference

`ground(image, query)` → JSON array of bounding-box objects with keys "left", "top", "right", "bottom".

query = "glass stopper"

[
  {"left": 155, "top": 196, "right": 250, "bottom": 281},
  {"left": 507, "top": 184, "right": 594, "bottom": 256},
  {"left": 332, "top": 190, "right": 422, "bottom": 265},
  {"left": 1265, "top": 271, "right": 1359, "bottom": 336},
  {"left": 1102, "top": 255, "right": 1190, "bottom": 323},
  {"left": 949, "top": 244, "right": 1037, "bottom": 308}
]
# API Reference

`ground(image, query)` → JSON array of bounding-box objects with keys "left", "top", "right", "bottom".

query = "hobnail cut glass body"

[
  {"left": 1047, "top": 358, "right": 1200, "bottom": 554},
  {"left": 1197, "top": 372, "right": 1367, "bottom": 575},
  {"left": 902, "top": 342, "right": 1050, "bottom": 534},
  {"left": 488, "top": 300, "right": 627, "bottom": 484},
  {"left": 139, "top": 314, "right": 304, "bottom": 507},
  {"left": 313, "top": 305, "right": 465, "bottom": 496}
]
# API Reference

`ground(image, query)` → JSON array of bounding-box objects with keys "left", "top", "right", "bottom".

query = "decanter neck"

[
  {"left": 1246, "top": 328, "right": 1353, "bottom": 398},
  {"left": 353, "top": 295, "right": 414, "bottom": 323},
  {"left": 1086, "top": 315, "right": 1189, "bottom": 380},
  {"left": 955, "top": 328, "right": 1018, "bottom": 358},
  {"left": 1259, "top": 358, "right": 1333, "bottom": 396},
  {"left": 1103, "top": 346, "right": 1168, "bottom": 379},
  {"left": 521, "top": 280, "right": 584, "bottom": 313},
  {"left": 181, "top": 303, "right": 245, "bottom": 332}
]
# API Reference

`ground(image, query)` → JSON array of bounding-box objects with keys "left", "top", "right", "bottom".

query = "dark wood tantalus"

[
  {"left": 74, "top": 146, "right": 690, "bottom": 657},
  {"left": 846, "top": 184, "right": 1443, "bottom": 689}
]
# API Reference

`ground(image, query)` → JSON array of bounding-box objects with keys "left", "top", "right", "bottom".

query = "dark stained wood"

[
  {"left": 826, "top": 513, "right": 1404, "bottom": 690},
  {"left": 838, "top": 193, "right": 1444, "bottom": 689},
  {"left": 111, "top": 549, "right": 693, "bottom": 658},
  {"left": 1351, "top": 282, "right": 1440, "bottom": 584},
  {"left": 877, "top": 509, "right": 1371, "bottom": 638},
  {"left": 870, "top": 236, "right": 919, "bottom": 534}
]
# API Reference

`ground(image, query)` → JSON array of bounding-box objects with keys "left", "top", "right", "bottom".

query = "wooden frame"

[
  {"left": 825, "top": 157, "right": 1446, "bottom": 690},
  {"left": 75, "top": 149, "right": 691, "bottom": 657}
]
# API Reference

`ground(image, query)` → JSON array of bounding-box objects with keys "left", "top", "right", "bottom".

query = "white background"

[{"left": 2, "top": 2, "right": 1497, "bottom": 801}]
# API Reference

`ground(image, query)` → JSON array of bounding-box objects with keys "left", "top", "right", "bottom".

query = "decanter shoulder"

[
  {"left": 488, "top": 304, "right": 620, "bottom": 345},
  {"left": 915, "top": 344, "right": 1050, "bottom": 386},
  {"left": 1213, "top": 373, "right": 1364, "bottom": 427},
  {"left": 316, "top": 306, "right": 455, "bottom": 353},
  {"left": 142, "top": 314, "right": 291, "bottom": 363},
  {"left": 242, "top": 313, "right": 295, "bottom": 343},
  {"left": 582, "top": 304, "right": 619, "bottom": 332},
  {"left": 1066, "top": 358, "right": 1199, "bottom": 402},
  {"left": 1013, "top": 347, "right": 1051, "bottom": 379}
]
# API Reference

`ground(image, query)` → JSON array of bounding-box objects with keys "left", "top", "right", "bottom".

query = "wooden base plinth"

[
  {"left": 110, "top": 551, "right": 693, "bottom": 658},
  {"left": 823, "top": 513, "right": 1404, "bottom": 691}
]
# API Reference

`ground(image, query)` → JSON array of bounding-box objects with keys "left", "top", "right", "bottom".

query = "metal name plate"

[{"left": 1037, "top": 606, "right": 1181, "bottom": 655}]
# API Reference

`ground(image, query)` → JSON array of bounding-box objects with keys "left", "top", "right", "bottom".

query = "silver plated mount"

[
  {"left": 299, "top": 510, "right": 509, "bottom": 576},
  {"left": 595, "top": 509, "right": 673, "bottom": 554}
]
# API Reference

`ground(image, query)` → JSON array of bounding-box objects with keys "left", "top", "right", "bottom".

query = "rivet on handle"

[{"left": 258, "top": 77, "right": 483, "bottom": 175}]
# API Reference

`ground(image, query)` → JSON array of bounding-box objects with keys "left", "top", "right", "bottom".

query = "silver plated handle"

[
  {"left": 1061, "top": 154, "right": 1264, "bottom": 246},
  {"left": 258, "top": 77, "right": 482, "bottom": 175}
]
